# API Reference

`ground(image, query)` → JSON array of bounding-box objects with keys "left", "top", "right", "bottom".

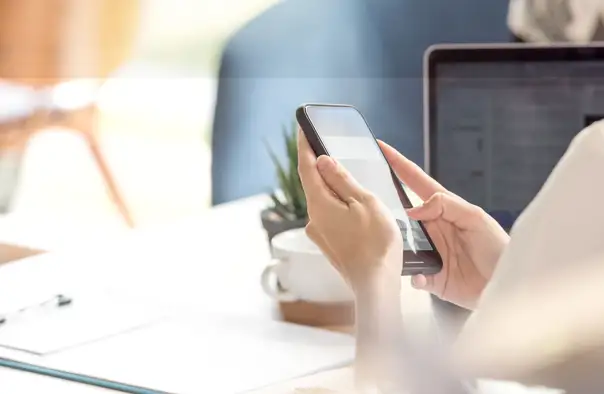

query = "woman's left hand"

[{"left": 297, "top": 130, "right": 403, "bottom": 293}]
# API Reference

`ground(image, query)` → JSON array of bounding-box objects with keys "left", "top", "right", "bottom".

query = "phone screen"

[{"left": 304, "top": 105, "right": 434, "bottom": 253}]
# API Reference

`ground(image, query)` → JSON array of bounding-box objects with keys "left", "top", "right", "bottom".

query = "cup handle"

[{"left": 261, "top": 258, "right": 298, "bottom": 302}]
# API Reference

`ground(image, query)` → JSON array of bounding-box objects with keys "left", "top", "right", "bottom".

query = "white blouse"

[{"left": 455, "top": 120, "right": 604, "bottom": 388}]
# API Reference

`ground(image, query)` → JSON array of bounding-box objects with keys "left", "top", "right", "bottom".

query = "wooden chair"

[{"left": 0, "top": 0, "right": 140, "bottom": 227}]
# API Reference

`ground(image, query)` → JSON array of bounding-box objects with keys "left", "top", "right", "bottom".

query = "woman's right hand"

[{"left": 379, "top": 141, "right": 510, "bottom": 310}]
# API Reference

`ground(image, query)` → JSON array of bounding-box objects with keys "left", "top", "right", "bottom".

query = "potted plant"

[{"left": 261, "top": 123, "right": 308, "bottom": 243}]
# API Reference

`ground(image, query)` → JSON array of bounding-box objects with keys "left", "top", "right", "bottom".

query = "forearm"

[
  {"left": 353, "top": 273, "right": 474, "bottom": 392},
  {"left": 353, "top": 273, "right": 404, "bottom": 385}
]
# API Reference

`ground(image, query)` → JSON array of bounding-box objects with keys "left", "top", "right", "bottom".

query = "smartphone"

[{"left": 296, "top": 104, "right": 443, "bottom": 275}]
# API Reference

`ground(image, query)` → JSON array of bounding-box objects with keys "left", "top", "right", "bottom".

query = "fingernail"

[
  {"left": 411, "top": 275, "right": 419, "bottom": 288},
  {"left": 316, "top": 156, "right": 335, "bottom": 172},
  {"left": 411, "top": 274, "right": 426, "bottom": 289}
]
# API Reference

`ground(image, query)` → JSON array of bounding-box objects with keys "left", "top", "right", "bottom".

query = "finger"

[
  {"left": 316, "top": 155, "right": 367, "bottom": 204},
  {"left": 411, "top": 274, "right": 435, "bottom": 292},
  {"left": 407, "top": 192, "right": 479, "bottom": 230},
  {"left": 297, "top": 129, "right": 337, "bottom": 203},
  {"left": 378, "top": 140, "right": 447, "bottom": 201}
]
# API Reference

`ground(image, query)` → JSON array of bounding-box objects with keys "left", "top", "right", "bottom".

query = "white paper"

[
  {"left": 39, "top": 314, "right": 354, "bottom": 394},
  {"left": 0, "top": 292, "right": 163, "bottom": 355},
  {"left": 0, "top": 254, "right": 68, "bottom": 316}
]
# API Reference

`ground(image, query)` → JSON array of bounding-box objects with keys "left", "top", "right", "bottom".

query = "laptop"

[{"left": 424, "top": 43, "right": 604, "bottom": 231}]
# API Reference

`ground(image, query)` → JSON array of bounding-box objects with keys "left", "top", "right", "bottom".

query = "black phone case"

[{"left": 296, "top": 104, "right": 442, "bottom": 276}]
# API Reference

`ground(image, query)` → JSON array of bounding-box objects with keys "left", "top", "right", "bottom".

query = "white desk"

[
  {"left": 0, "top": 195, "right": 430, "bottom": 318},
  {"left": 0, "top": 195, "right": 432, "bottom": 393},
  {"left": 0, "top": 366, "right": 119, "bottom": 393}
]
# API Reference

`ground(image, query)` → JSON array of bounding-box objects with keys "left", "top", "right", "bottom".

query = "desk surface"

[
  {"left": 0, "top": 195, "right": 432, "bottom": 393},
  {"left": 0, "top": 365, "right": 120, "bottom": 393},
  {"left": 0, "top": 365, "right": 352, "bottom": 394}
]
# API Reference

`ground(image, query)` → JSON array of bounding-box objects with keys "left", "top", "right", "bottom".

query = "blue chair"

[{"left": 211, "top": 0, "right": 511, "bottom": 204}]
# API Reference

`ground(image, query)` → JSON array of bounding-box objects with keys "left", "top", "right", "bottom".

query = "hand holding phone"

[
  {"left": 300, "top": 147, "right": 406, "bottom": 288},
  {"left": 296, "top": 104, "right": 443, "bottom": 276}
]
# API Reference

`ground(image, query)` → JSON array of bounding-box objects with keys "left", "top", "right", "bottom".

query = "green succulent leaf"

[
  {"left": 269, "top": 192, "right": 294, "bottom": 220},
  {"left": 266, "top": 143, "right": 293, "bottom": 202},
  {"left": 265, "top": 121, "right": 308, "bottom": 221},
  {"left": 284, "top": 123, "right": 298, "bottom": 166}
]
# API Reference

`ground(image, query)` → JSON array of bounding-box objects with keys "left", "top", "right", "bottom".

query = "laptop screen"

[{"left": 431, "top": 57, "right": 604, "bottom": 230}]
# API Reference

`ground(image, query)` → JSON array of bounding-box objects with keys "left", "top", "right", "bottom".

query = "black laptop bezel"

[{"left": 424, "top": 43, "right": 604, "bottom": 178}]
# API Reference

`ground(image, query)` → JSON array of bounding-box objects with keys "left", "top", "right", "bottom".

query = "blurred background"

[
  {"left": 2, "top": 2, "right": 602, "bottom": 390},
  {"left": 0, "top": 0, "right": 512, "bottom": 239},
  {"left": 0, "top": 0, "right": 279, "bottom": 232}
]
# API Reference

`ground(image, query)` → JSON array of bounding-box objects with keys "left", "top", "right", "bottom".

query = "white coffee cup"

[{"left": 261, "top": 228, "right": 354, "bottom": 303}]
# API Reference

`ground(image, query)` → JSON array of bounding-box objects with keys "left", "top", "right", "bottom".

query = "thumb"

[
  {"left": 411, "top": 274, "right": 436, "bottom": 293},
  {"left": 407, "top": 192, "right": 479, "bottom": 230}
]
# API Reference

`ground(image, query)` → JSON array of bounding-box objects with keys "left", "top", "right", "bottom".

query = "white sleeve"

[{"left": 454, "top": 121, "right": 604, "bottom": 381}]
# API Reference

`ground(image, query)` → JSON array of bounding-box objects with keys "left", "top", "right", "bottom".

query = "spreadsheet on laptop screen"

[{"left": 433, "top": 60, "right": 604, "bottom": 228}]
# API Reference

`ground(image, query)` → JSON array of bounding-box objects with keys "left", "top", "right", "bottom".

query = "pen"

[{"left": 0, "top": 294, "right": 73, "bottom": 326}]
